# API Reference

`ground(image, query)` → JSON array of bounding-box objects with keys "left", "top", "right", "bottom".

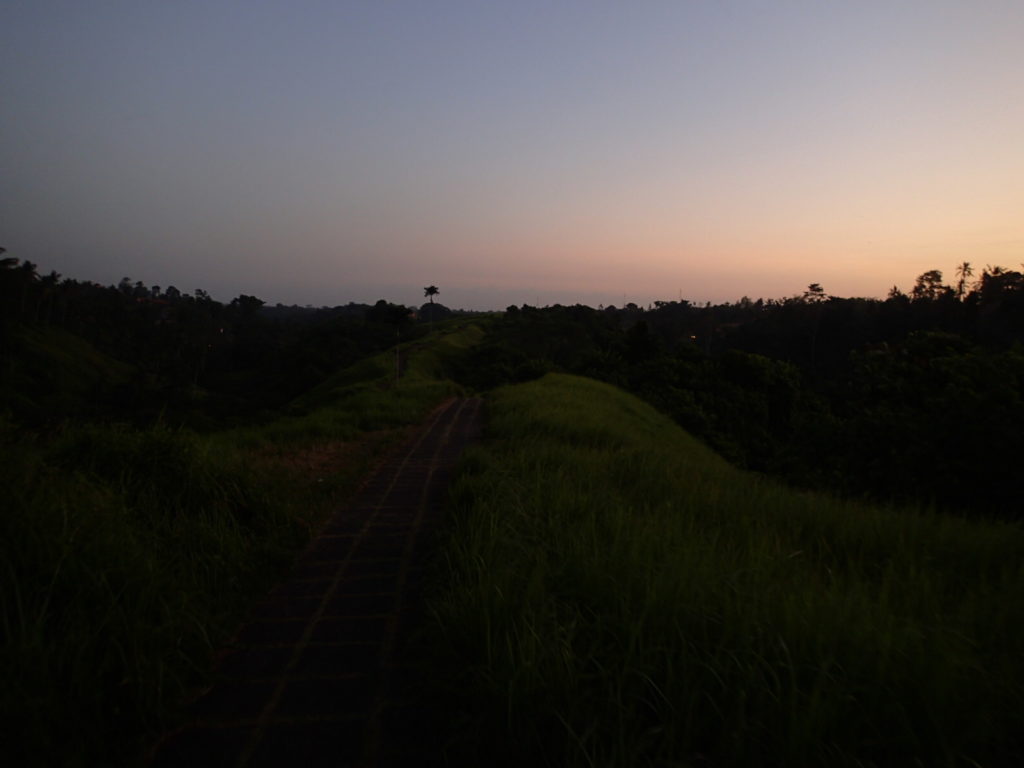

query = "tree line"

[
  {"left": 4, "top": 251, "right": 1022, "bottom": 516},
  {"left": 455, "top": 263, "right": 1024, "bottom": 519},
  {"left": 0, "top": 251, "right": 434, "bottom": 428}
]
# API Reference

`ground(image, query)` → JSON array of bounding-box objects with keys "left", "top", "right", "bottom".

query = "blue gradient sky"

[{"left": 3, "top": 1, "right": 1022, "bottom": 309}]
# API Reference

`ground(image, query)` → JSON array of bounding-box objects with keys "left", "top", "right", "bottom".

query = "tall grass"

[
  {"left": 0, "top": 421, "right": 300, "bottom": 765},
  {"left": 427, "top": 373, "right": 1024, "bottom": 767},
  {"left": 0, "top": 322, "right": 482, "bottom": 765},
  {"left": 224, "top": 320, "right": 483, "bottom": 447}
]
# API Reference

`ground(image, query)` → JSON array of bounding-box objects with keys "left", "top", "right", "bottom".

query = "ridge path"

[{"left": 152, "top": 396, "right": 483, "bottom": 768}]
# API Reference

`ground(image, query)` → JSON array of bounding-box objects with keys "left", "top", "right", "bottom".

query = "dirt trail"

[{"left": 152, "top": 396, "right": 483, "bottom": 767}]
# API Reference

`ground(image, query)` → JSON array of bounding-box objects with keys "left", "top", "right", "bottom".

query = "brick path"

[{"left": 151, "top": 396, "right": 483, "bottom": 768}]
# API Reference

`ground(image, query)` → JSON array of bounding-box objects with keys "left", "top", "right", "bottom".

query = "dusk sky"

[{"left": 3, "top": 1, "right": 1022, "bottom": 309}]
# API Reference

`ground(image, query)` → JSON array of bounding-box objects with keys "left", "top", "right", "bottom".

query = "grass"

[
  {"left": 224, "top": 319, "right": 484, "bottom": 447},
  {"left": 0, "top": 321, "right": 482, "bottom": 766},
  {"left": 1, "top": 421, "right": 298, "bottom": 766},
  {"left": 425, "top": 373, "right": 1024, "bottom": 767},
  {"left": 0, "top": 325, "right": 135, "bottom": 422}
]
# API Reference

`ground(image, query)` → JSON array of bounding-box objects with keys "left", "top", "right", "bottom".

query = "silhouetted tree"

[
  {"left": 803, "top": 283, "right": 827, "bottom": 303},
  {"left": 955, "top": 261, "right": 973, "bottom": 299},
  {"left": 0, "top": 251, "right": 21, "bottom": 323},
  {"left": 911, "top": 270, "right": 948, "bottom": 302},
  {"left": 39, "top": 270, "right": 60, "bottom": 326},
  {"left": 424, "top": 285, "right": 439, "bottom": 304},
  {"left": 17, "top": 260, "right": 39, "bottom": 319},
  {"left": 230, "top": 294, "right": 265, "bottom": 316},
  {"left": 368, "top": 299, "right": 412, "bottom": 326}
]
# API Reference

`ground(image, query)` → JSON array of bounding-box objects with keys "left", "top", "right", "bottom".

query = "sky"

[{"left": 3, "top": 1, "right": 1023, "bottom": 310}]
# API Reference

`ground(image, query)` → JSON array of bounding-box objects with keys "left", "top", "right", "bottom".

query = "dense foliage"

[
  {"left": 0, "top": 253, "right": 443, "bottom": 429},
  {"left": 453, "top": 265, "right": 1024, "bottom": 518}
]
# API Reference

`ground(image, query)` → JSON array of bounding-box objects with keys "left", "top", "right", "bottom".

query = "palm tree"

[
  {"left": 424, "top": 285, "right": 439, "bottom": 304},
  {"left": 955, "top": 261, "right": 973, "bottom": 299}
]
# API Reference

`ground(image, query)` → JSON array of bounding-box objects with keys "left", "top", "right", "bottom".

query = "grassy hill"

[
  {"left": 424, "top": 373, "right": 1024, "bottom": 767},
  {"left": 0, "top": 324, "right": 135, "bottom": 422}
]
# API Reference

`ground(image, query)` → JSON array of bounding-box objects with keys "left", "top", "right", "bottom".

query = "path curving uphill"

[{"left": 152, "top": 396, "right": 483, "bottom": 768}]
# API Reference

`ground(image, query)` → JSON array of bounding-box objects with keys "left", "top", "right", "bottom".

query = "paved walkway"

[{"left": 152, "top": 396, "right": 483, "bottom": 768}]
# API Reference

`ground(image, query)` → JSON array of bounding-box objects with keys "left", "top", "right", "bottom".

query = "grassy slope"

[
  {"left": 0, "top": 325, "right": 135, "bottom": 421},
  {"left": 0, "top": 320, "right": 483, "bottom": 766},
  {"left": 225, "top": 318, "right": 485, "bottom": 447},
  {"left": 427, "top": 373, "right": 1024, "bottom": 767}
]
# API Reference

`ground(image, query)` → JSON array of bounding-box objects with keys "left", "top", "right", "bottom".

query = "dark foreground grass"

[
  {"left": 0, "top": 322, "right": 481, "bottom": 766},
  {"left": 1, "top": 422, "right": 303, "bottom": 765},
  {"left": 426, "top": 373, "right": 1024, "bottom": 767}
]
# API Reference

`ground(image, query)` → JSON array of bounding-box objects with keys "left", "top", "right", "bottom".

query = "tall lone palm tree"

[
  {"left": 955, "top": 261, "right": 973, "bottom": 299},
  {"left": 424, "top": 285, "right": 439, "bottom": 304}
]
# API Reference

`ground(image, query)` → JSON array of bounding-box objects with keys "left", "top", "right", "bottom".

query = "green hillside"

[
  {"left": 0, "top": 325, "right": 135, "bottom": 422},
  {"left": 425, "top": 373, "right": 1024, "bottom": 766}
]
